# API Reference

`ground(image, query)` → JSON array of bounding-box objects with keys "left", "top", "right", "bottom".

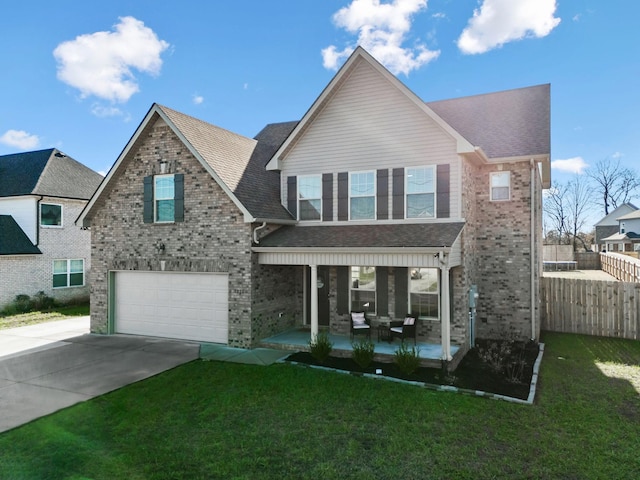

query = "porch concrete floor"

[{"left": 261, "top": 328, "right": 459, "bottom": 361}]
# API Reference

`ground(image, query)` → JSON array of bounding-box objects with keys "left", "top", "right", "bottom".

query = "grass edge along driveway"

[{"left": 0, "top": 331, "right": 638, "bottom": 479}]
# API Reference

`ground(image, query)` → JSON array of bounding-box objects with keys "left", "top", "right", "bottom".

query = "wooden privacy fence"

[
  {"left": 541, "top": 277, "right": 640, "bottom": 340},
  {"left": 601, "top": 252, "right": 640, "bottom": 283}
]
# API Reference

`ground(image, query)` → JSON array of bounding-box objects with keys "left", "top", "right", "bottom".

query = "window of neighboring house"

[
  {"left": 298, "top": 175, "right": 322, "bottom": 221},
  {"left": 350, "top": 171, "right": 375, "bottom": 220},
  {"left": 155, "top": 175, "right": 175, "bottom": 222},
  {"left": 409, "top": 267, "right": 439, "bottom": 319},
  {"left": 490, "top": 171, "right": 511, "bottom": 201},
  {"left": 350, "top": 266, "right": 376, "bottom": 313},
  {"left": 53, "top": 259, "right": 84, "bottom": 288},
  {"left": 406, "top": 166, "right": 435, "bottom": 218},
  {"left": 40, "top": 203, "right": 62, "bottom": 227}
]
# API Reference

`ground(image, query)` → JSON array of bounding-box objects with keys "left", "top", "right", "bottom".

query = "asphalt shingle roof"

[
  {"left": 258, "top": 223, "right": 465, "bottom": 248},
  {"left": 0, "top": 148, "right": 102, "bottom": 200},
  {"left": 427, "top": 84, "right": 550, "bottom": 159},
  {"left": 0, "top": 215, "right": 41, "bottom": 255}
]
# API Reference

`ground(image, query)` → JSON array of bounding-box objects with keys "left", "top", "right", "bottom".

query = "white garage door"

[{"left": 114, "top": 271, "right": 228, "bottom": 343}]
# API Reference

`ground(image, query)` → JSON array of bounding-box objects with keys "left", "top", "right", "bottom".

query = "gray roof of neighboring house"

[
  {"left": 158, "top": 105, "right": 296, "bottom": 221},
  {"left": 0, "top": 148, "right": 102, "bottom": 200},
  {"left": 601, "top": 231, "right": 640, "bottom": 242},
  {"left": 616, "top": 209, "right": 640, "bottom": 221},
  {"left": 0, "top": 215, "right": 41, "bottom": 255},
  {"left": 427, "top": 84, "right": 550, "bottom": 159},
  {"left": 594, "top": 203, "right": 638, "bottom": 226},
  {"left": 258, "top": 223, "right": 465, "bottom": 248}
]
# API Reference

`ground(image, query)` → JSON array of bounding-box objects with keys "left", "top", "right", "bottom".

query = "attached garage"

[{"left": 113, "top": 271, "right": 229, "bottom": 344}]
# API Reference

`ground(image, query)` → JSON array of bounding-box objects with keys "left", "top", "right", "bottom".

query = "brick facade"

[{"left": 0, "top": 198, "right": 91, "bottom": 307}]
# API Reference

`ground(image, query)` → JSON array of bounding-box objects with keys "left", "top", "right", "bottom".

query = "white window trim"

[
  {"left": 53, "top": 259, "right": 85, "bottom": 289},
  {"left": 40, "top": 203, "right": 63, "bottom": 228},
  {"left": 408, "top": 267, "right": 440, "bottom": 321},
  {"left": 349, "top": 170, "right": 376, "bottom": 221},
  {"left": 297, "top": 174, "right": 322, "bottom": 221},
  {"left": 490, "top": 171, "right": 511, "bottom": 202},
  {"left": 350, "top": 266, "right": 377, "bottom": 314},
  {"left": 154, "top": 174, "right": 175, "bottom": 223},
  {"left": 405, "top": 165, "right": 436, "bottom": 219}
]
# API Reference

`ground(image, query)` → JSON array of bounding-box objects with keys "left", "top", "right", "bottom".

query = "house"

[
  {"left": 594, "top": 203, "right": 638, "bottom": 252},
  {"left": 600, "top": 207, "right": 640, "bottom": 253},
  {"left": 77, "top": 47, "right": 550, "bottom": 364},
  {"left": 0, "top": 149, "right": 103, "bottom": 308}
]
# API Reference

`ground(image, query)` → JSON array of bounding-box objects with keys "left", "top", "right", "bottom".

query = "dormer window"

[
  {"left": 350, "top": 171, "right": 375, "bottom": 220},
  {"left": 40, "top": 203, "right": 62, "bottom": 227},
  {"left": 298, "top": 175, "right": 321, "bottom": 221}
]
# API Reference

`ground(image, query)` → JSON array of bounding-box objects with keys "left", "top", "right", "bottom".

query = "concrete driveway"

[{"left": 0, "top": 317, "right": 200, "bottom": 433}]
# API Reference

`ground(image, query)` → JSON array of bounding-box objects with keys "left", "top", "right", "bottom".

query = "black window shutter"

[
  {"left": 377, "top": 266, "right": 389, "bottom": 316},
  {"left": 287, "top": 176, "right": 297, "bottom": 218},
  {"left": 337, "top": 172, "right": 348, "bottom": 221},
  {"left": 143, "top": 176, "right": 153, "bottom": 223},
  {"left": 394, "top": 267, "right": 408, "bottom": 318},
  {"left": 377, "top": 169, "right": 389, "bottom": 220},
  {"left": 436, "top": 164, "right": 450, "bottom": 218},
  {"left": 336, "top": 266, "right": 349, "bottom": 314},
  {"left": 392, "top": 168, "right": 404, "bottom": 219},
  {"left": 322, "top": 173, "right": 333, "bottom": 221},
  {"left": 174, "top": 174, "right": 184, "bottom": 222}
]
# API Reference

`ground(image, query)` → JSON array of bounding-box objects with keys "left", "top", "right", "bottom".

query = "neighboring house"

[
  {"left": 78, "top": 48, "right": 550, "bottom": 362},
  {"left": 601, "top": 207, "right": 640, "bottom": 253},
  {"left": 594, "top": 203, "right": 638, "bottom": 252},
  {"left": 0, "top": 149, "right": 103, "bottom": 308}
]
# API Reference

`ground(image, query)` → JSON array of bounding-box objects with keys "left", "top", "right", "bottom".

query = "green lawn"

[
  {"left": 0, "top": 304, "right": 89, "bottom": 330},
  {"left": 0, "top": 332, "right": 638, "bottom": 479}
]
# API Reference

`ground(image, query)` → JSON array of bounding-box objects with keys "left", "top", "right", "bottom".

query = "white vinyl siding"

[
  {"left": 280, "top": 58, "right": 460, "bottom": 217},
  {"left": 0, "top": 196, "right": 38, "bottom": 243}
]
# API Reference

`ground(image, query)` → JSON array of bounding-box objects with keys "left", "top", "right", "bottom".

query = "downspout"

[
  {"left": 36, "top": 195, "right": 43, "bottom": 246},
  {"left": 252, "top": 222, "right": 267, "bottom": 245},
  {"left": 530, "top": 159, "right": 536, "bottom": 341}
]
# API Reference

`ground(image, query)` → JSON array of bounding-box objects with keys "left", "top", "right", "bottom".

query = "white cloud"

[
  {"left": 0, "top": 130, "right": 40, "bottom": 149},
  {"left": 611, "top": 151, "right": 623, "bottom": 159},
  {"left": 457, "top": 0, "right": 561, "bottom": 54},
  {"left": 551, "top": 157, "right": 588, "bottom": 174},
  {"left": 322, "top": 0, "right": 440, "bottom": 76},
  {"left": 192, "top": 94, "right": 204, "bottom": 105},
  {"left": 91, "top": 104, "right": 124, "bottom": 117},
  {"left": 53, "top": 16, "right": 169, "bottom": 103}
]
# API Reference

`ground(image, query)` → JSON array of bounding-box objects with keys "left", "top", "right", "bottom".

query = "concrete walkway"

[{"left": 0, "top": 317, "right": 199, "bottom": 433}]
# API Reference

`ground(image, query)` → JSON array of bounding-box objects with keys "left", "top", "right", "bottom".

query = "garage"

[{"left": 114, "top": 271, "right": 229, "bottom": 343}]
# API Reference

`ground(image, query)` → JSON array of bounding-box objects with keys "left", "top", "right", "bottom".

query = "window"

[
  {"left": 490, "top": 171, "right": 511, "bottom": 201},
  {"left": 350, "top": 171, "right": 375, "bottom": 220},
  {"left": 409, "top": 267, "right": 439, "bottom": 319},
  {"left": 298, "top": 175, "right": 321, "bottom": 220},
  {"left": 53, "top": 259, "right": 84, "bottom": 288},
  {"left": 155, "top": 175, "right": 175, "bottom": 222},
  {"left": 40, "top": 203, "right": 62, "bottom": 227},
  {"left": 351, "top": 266, "right": 376, "bottom": 313},
  {"left": 406, "top": 167, "right": 435, "bottom": 218}
]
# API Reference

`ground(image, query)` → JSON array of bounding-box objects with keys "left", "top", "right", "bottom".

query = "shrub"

[
  {"left": 476, "top": 327, "right": 531, "bottom": 384},
  {"left": 351, "top": 339, "right": 375, "bottom": 369},
  {"left": 393, "top": 342, "right": 421, "bottom": 376},
  {"left": 0, "top": 292, "right": 56, "bottom": 316},
  {"left": 31, "top": 291, "right": 56, "bottom": 311},
  {"left": 309, "top": 331, "right": 333, "bottom": 364},
  {"left": 13, "top": 295, "right": 32, "bottom": 314}
]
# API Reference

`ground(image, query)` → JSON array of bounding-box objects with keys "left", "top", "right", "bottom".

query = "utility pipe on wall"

[{"left": 530, "top": 159, "right": 536, "bottom": 341}]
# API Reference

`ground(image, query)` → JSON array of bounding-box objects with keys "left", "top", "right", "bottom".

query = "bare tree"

[
  {"left": 587, "top": 158, "right": 640, "bottom": 215},
  {"left": 544, "top": 182, "right": 569, "bottom": 244},
  {"left": 566, "top": 175, "right": 591, "bottom": 251}
]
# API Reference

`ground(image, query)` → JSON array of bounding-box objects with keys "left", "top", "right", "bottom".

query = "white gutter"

[
  {"left": 252, "top": 222, "right": 268, "bottom": 244},
  {"left": 530, "top": 159, "right": 536, "bottom": 341}
]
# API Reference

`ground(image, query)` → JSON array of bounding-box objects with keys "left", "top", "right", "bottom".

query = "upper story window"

[
  {"left": 490, "top": 171, "right": 511, "bottom": 201},
  {"left": 351, "top": 266, "right": 376, "bottom": 313},
  {"left": 40, "top": 203, "right": 62, "bottom": 227},
  {"left": 298, "top": 175, "right": 322, "bottom": 221},
  {"left": 406, "top": 166, "right": 435, "bottom": 218},
  {"left": 154, "top": 175, "right": 175, "bottom": 222},
  {"left": 350, "top": 171, "right": 375, "bottom": 220}
]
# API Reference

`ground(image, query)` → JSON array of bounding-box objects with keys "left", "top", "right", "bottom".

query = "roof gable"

[
  {"left": 266, "top": 47, "right": 475, "bottom": 171},
  {"left": 0, "top": 148, "right": 101, "bottom": 200},
  {"left": 594, "top": 203, "right": 638, "bottom": 226},
  {"left": 0, "top": 215, "right": 41, "bottom": 255}
]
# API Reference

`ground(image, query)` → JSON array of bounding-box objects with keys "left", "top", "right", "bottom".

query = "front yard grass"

[
  {"left": 0, "top": 332, "right": 638, "bottom": 479},
  {"left": 0, "top": 303, "right": 89, "bottom": 330}
]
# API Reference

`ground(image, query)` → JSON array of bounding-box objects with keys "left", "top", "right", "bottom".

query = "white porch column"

[
  {"left": 440, "top": 265, "right": 452, "bottom": 361},
  {"left": 310, "top": 264, "right": 319, "bottom": 343}
]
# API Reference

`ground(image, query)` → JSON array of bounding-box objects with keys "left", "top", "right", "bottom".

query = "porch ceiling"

[{"left": 254, "top": 222, "right": 464, "bottom": 268}]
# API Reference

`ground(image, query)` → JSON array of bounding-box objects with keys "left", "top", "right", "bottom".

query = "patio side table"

[{"left": 377, "top": 322, "right": 392, "bottom": 342}]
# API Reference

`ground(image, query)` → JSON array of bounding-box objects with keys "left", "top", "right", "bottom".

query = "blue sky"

[{"left": 1, "top": 0, "right": 637, "bottom": 198}]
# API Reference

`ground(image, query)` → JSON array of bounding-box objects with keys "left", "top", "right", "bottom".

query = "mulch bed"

[{"left": 285, "top": 340, "right": 541, "bottom": 400}]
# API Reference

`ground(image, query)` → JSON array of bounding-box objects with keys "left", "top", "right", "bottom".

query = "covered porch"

[{"left": 261, "top": 327, "right": 462, "bottom": 369}]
